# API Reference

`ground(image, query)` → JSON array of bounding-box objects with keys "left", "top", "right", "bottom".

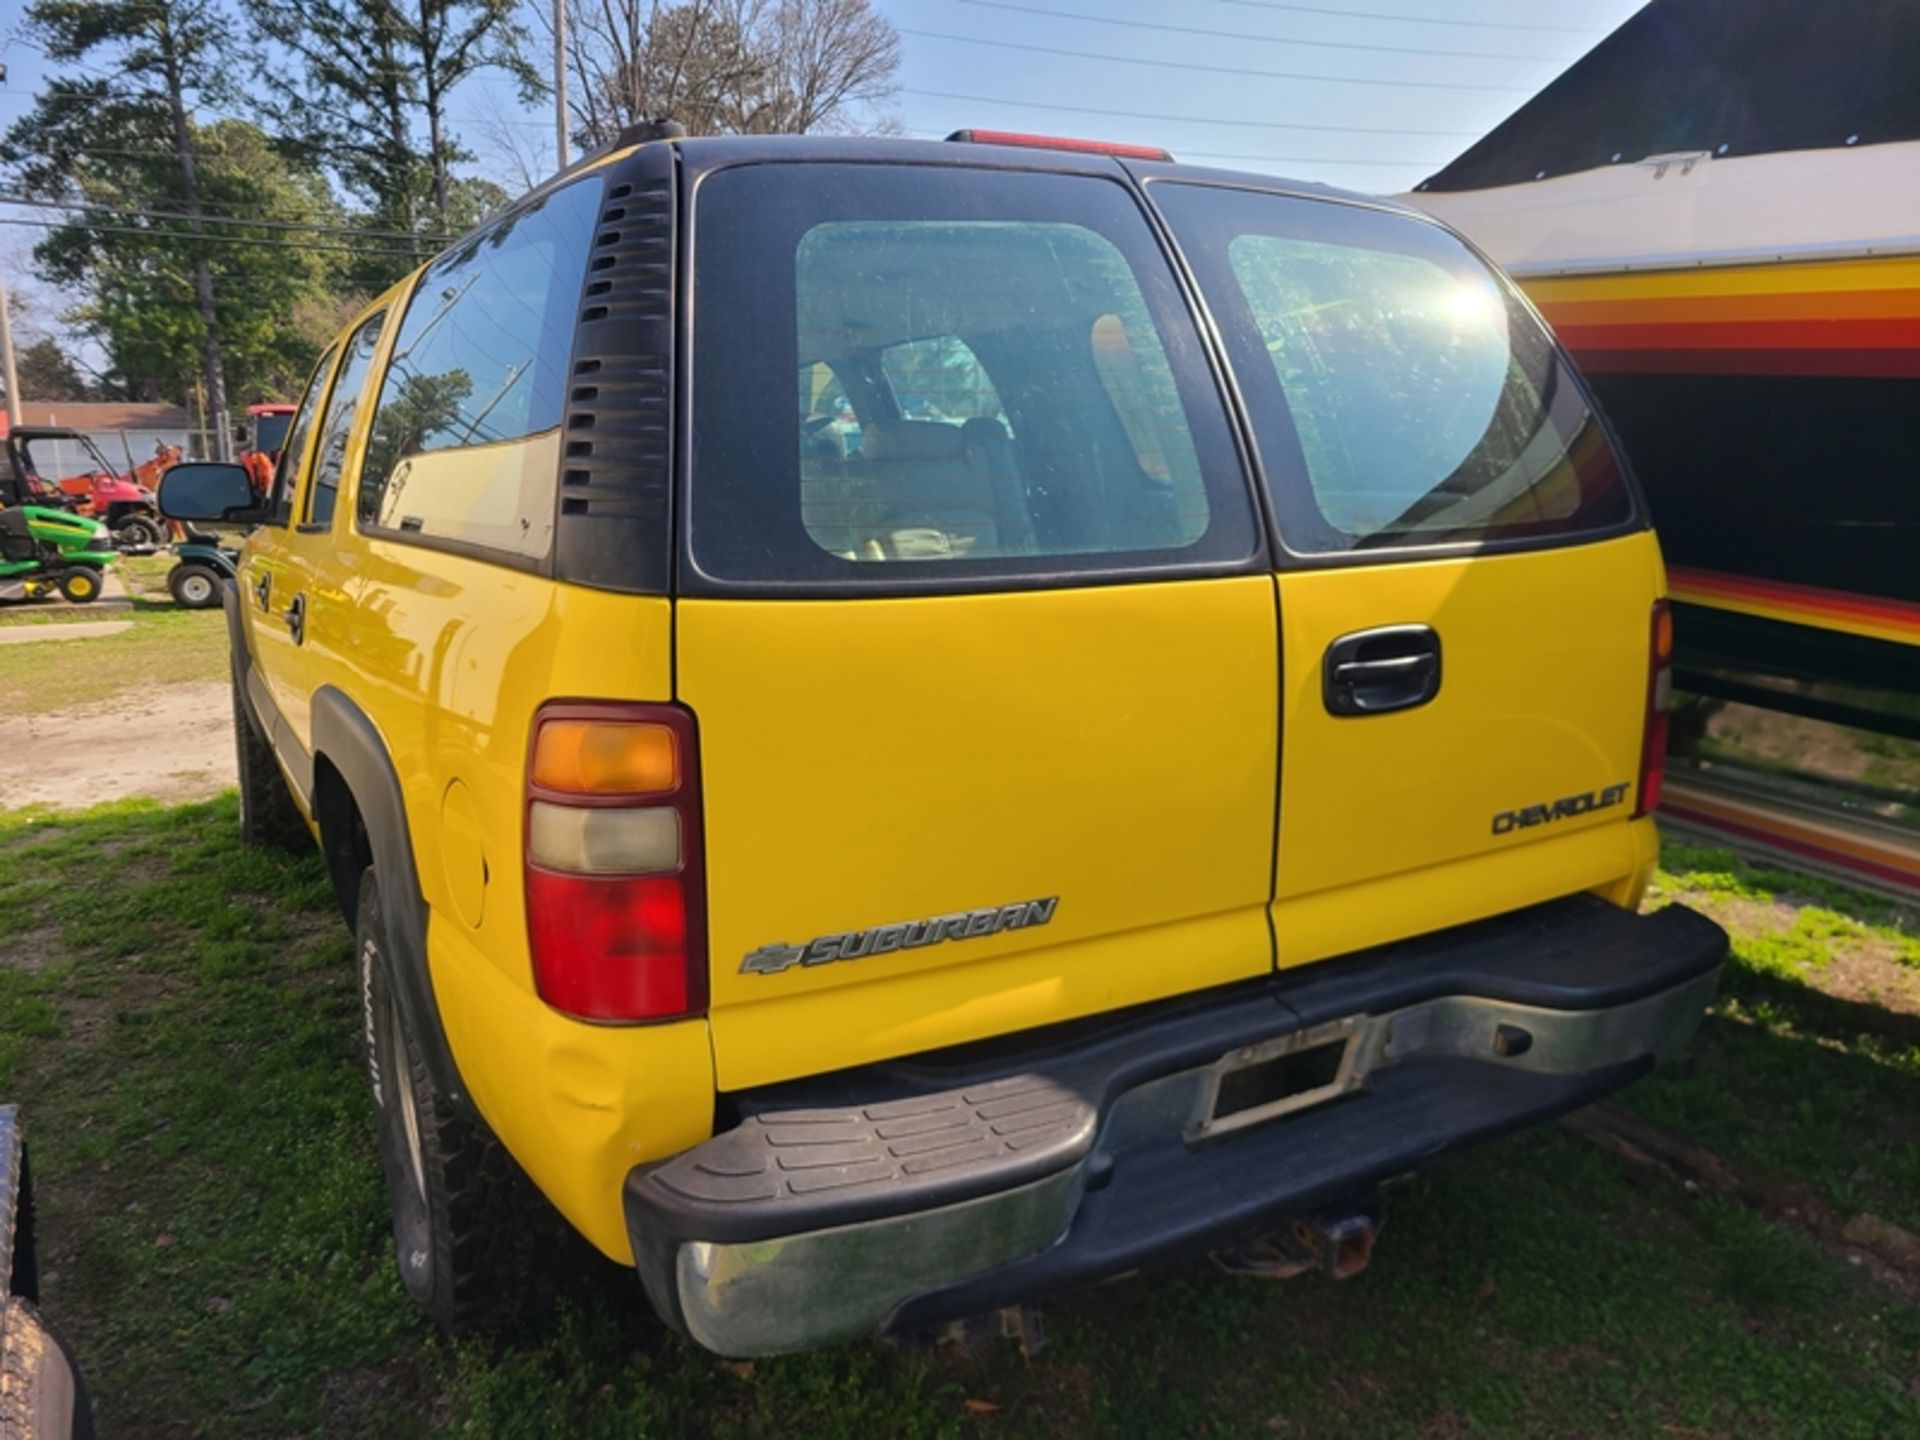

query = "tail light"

[
  {"left": 944, "top": 129, "right": 1174, "bottom": 162},
  {"left": 524, "top": 703, "right": 707, "bottom": 1022},
  {"left": 1633, "top": 600, "right": 1674, "bottom": 819}
]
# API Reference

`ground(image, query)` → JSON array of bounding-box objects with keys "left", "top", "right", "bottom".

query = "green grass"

[
  {"left": 1635, "top": 841, "right": 1920, "bottom": 1231},
  {"left": 1, "top": 803, "right": 1916, "bottom": 1436},
  {"left": 0, "top": 554, "right": 228, "bottom": 710}
]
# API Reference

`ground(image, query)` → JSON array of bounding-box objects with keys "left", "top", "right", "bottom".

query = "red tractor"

[{"left": 4, "top": 426, "right": 168, "bottom": 550}]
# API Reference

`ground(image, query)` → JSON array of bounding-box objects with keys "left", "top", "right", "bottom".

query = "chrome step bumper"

[{"left": 626, "top": 897, "right": 1727, "bottom": 1356}]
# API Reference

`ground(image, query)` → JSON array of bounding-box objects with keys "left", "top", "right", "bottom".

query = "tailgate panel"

[
  {"left": 1272, "top": 533, "right": 1663, "bottom": 958},
  {"left": 680, "top": 576, "right": 1280, "bottom": 1090}
]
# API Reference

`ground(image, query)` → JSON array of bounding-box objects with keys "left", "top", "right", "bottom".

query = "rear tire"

[
  {"left": 168, "top": 562, "right": 222, "bottom": 610},
  {"left": 55, "top": 568, "right": 100, "bottom": 605},
  {"left": 0, "top": 1296, "right": 92, "bottom": 1439},
  {"left": 357, "top": 869, "right": 533, "bottom": 1332},
  {"left": 231, "top": 667, "right": 309, "bottom": 851},
  {"left": 111, "top": 515, "right": 164, "bottom": 550}
]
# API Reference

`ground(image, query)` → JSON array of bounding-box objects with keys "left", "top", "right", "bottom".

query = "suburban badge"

[{"left": 741, "top": 897, "right": 1060, "bottom": 976}]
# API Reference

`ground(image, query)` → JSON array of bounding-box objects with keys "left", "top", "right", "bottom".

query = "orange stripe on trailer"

[
  {"left": 1661, "top": 795, "right": 1920, "bottom": 893},
  {"left": 1667, "top": 567, "right": 1920, "bottom": 647},
  {"left": 1537, "top": 288, "right": 1920, "bottom": 328}
]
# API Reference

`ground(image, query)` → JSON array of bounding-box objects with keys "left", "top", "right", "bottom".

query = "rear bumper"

[{"left": 625, "top": 896, "right": 1727, "bottom": 1356}]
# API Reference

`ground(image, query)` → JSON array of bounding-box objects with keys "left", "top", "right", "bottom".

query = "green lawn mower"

[{"left": 0, "top": 503, "right": 116, "bottom": 605}]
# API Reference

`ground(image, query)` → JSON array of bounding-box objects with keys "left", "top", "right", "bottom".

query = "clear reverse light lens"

[{"left": 528, "top": 802, "right": 680, "bottom": 875}]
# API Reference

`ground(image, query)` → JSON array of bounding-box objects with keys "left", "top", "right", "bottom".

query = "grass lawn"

[
  {"left": 1, "top": 799, "right": 1916, "bottom": 1438},
  {"left": 0, "top": 554, "right": 229, "bottom": 711}
]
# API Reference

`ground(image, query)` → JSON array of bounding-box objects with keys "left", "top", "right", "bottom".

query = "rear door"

[
  {"left": 238, "top": 344, "right": 335, "bottom": 761},
  {"left": 677, "top": 159, "right": 1280, "bottom": 1090},
  {"left": 1151, "top": 182, "right": 1662, "bottom": 966}
]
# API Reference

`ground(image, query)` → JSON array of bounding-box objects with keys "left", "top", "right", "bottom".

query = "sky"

[{"left": 0, "top": 0, "right": 1651, "bottom": 362}]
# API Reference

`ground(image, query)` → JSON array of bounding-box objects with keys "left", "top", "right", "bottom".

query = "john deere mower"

[{"left": 0, "top": 503, "right": 115, "bottom": 605}]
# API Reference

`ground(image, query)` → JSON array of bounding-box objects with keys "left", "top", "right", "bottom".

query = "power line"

[
  {"left": 0, "top": 214, "right": 429, "bottom": 261},
  {"left": 0, "top": 193, "right": 450, "bottom": 246},
  {"left": 1205, "top": 1, "right": 1602, "bottom": 34},
  {"left": 899, "top": 28, "right": 1531, "bottom": 90},
  {"left": 904, "top": 88, "right": 1481, "bottom": 136},
  {"left": 943, "top": 0, "right": 1575, "bottom": 63}
]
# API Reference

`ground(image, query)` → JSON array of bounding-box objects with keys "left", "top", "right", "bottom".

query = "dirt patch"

[
  {"left": 0, "top": 925, "right": 66, "bottom": 972},
  {"left": 1822, "top": 937, "right": 1920, "bottom": 1016},
  {"left": 0, "top": 682, "right": 232, "bottom": 810}
]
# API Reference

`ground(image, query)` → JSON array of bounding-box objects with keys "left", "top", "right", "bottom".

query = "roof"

[
  {"left": 0, "top": 401, "right": 193, "bottom": 433},
  {"left": 1418, "top": 0, "right": 1920, "bottom": 194}
]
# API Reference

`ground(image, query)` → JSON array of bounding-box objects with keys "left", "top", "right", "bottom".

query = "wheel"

[
  {"left": 55, "top": 568, "right": 101, "bottom": 604},
  {"left": 357, "top": 869, "right": 536, "bottom": 1332},
  {"left": 111, "top": 515, "right": 164, "bottom": 550},
  {"left": 231, "top": 666, "right": 309, "bottom": 851},
  {"left": 168, "top": 562, "right": 222, "bottom": 609},
  {"left": 0, "top": 1296, "right": 92, "bottom": 1439}
]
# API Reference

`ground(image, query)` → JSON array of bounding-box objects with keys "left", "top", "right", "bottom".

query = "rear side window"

[
  {"left": 356, "top": 177, "right": 602, "bottom": 558},
  {"left": 1152, "top": 183, "right": 1632, "bottom": 555},
  {"left": 304, "top": 315, "right": 386, "bottom": 529},
  {"left": 689, "top": 164, "right": 1257, "bottom": 588},
  {"left": 270, "top": 347, "right": 335, "bottom": 523}
]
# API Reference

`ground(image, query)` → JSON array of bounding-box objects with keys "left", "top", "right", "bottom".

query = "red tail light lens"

[
  {"left": 524, "top": 703, "right": 707, "bottom": 1022},
  {"left": 1634, "top": 600, "right": 1673, "bottom": 819}
]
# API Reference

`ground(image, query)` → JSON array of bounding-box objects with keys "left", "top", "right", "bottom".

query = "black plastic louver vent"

[{"left": 553, "top": 142, "right": 677, "bottom": 594}]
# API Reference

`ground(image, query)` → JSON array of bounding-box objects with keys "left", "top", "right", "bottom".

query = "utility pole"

[
  {"left": 553, "top": 0, "right": 570, "bottom": 171},
  {"left": 0, "top": 272, "right": 19, "bottom": 428}
]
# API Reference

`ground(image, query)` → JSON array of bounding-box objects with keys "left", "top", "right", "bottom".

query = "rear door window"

[
  {"left": 1151, "top": 183, "right": 1633, "bottom": 555},
  {"left": 303, "top": 314, "right": 386, "bottom": 529},
  {"left": 688, "top": 163, "right": 1258, "bottom": 588}
]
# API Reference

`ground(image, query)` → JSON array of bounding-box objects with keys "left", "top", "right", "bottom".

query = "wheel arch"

[{"left": 310, "top": 686, "right": 474, "bottom": 1118}]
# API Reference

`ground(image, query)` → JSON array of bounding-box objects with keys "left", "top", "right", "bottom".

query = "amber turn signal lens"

[
  {"left": 1652, "top": 603, "right": 1675, "bottom": 663},
  {"left": 533, "top": 719, "right": 677, "bottom": 795}
]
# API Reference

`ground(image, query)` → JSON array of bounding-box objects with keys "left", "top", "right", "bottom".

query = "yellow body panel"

[
  {"left": 1271, "top": 532, "right": 1664, "bottom": 955},
  {"left": 680, "top": 578, "right": 1281, "bottom": 1090}
]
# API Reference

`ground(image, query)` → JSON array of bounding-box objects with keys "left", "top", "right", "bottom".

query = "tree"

[
  {"left": 2, "top": 0, "right": 242, "bottom": 454},
  {"left": 548, "top": 0, "right": 900, "bottom": 150},
  {"left": 244, "top": 0, "right": 526, "bottom": 236},
  {"left": 12, "top": 115, "right": 350, "bottom": 415},
  {"left": 13, "top": 337, "right": 91, "bottom": 403}
]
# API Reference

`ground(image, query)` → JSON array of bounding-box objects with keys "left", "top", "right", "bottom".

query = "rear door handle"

[
  {"left": 252, "top": 567, "right": 271, "bottom": 613},
  {"left": 1324, "top": 625, "right": 1441, "bottom": 716},
  {"left": 285, "top": 593, "right": 306, "bottom": 646}
]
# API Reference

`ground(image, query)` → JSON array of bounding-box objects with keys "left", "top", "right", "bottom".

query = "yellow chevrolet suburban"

[{"left": 159, "top": 126, "right": 1726, "bottom": 1357}]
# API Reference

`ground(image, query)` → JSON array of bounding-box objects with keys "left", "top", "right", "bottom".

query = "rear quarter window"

[
  {"left": 1152, "top": 183, "right": 1634, "bottom": 556},
  {"left": 687, "top": 163, "right": 1259, "bottom": 589}
]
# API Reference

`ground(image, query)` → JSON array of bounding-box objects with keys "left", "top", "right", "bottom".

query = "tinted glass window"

[
  {"left": 306, "top": 316, "right": 385, "bottom": 528},
  {"left": 272, "top": 348, "right": 335, "bottom": 522},
  {"left": 1153, "top": 184, "right": 1632, "bottom": 554},
  {"left": 357, "top": 178, "right": 601, "bottom": 554},
  {"left": 691, "top": 164, "right": 1256, "bottom": 587}
]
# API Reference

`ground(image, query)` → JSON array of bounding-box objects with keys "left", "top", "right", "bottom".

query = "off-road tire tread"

[
  {"left": 359, "top": 870, "right": 551, "bottom": 1333},
  {"left": 231, "top": 664, "right": 309, "bottom": 851},
  {"left": 0, "top": 1295, "right": 91, "bottom": 1439}
]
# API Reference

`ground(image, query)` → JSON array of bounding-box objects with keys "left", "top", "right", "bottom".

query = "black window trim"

[
  {"left": 299, "top": 310, "right": 388, "bottom": 533},
  {"left": 350, "top": 173, "right": 608, "bottom": 575},
  {"left": 673, "top": 155, "right": 1273, "bottom": 600},
  {"left": 1132, "top": 169, "right": 1650, "bottom": 573},
  {"left": 266, "top": 343, "right": 340, "bottom": 530}
]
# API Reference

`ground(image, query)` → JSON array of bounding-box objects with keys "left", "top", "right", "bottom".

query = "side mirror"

[{"left": 158, "top": 462, "right": 267, "bottom": 526}]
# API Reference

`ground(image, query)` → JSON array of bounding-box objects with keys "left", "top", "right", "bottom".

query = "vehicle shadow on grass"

[{"left": 1, "top": 799, "right": 1916, "bottom": 1438}]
